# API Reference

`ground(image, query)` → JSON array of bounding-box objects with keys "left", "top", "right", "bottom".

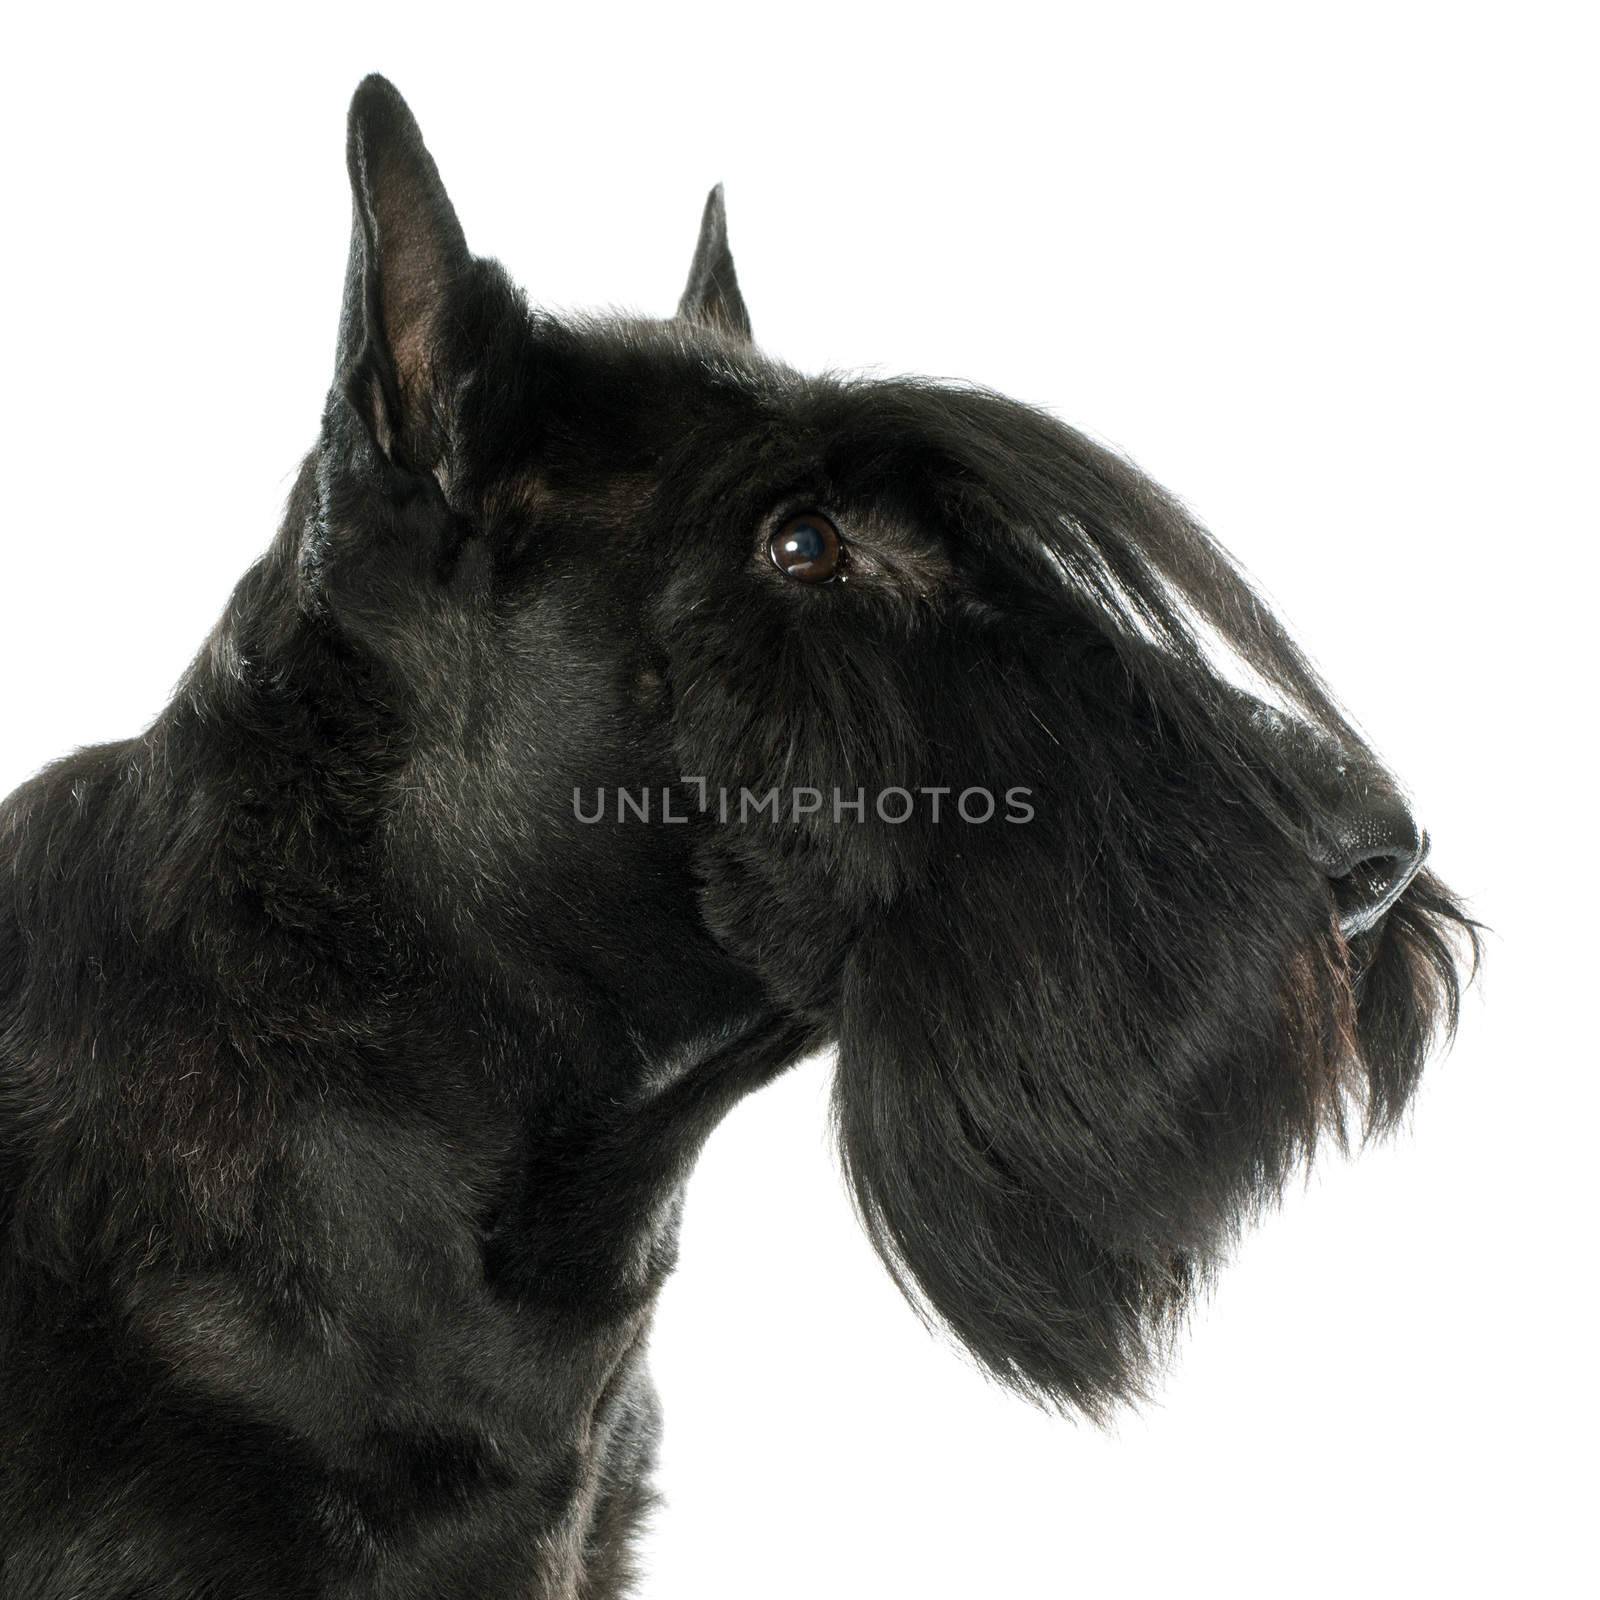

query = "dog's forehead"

[{"left": 527, "top": 316, "right": 1030, "bottom": 502}]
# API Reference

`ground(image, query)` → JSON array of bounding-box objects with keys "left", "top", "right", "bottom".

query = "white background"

[{"left": 2, "top": 5, "right": 1594, "bottom": 1596}]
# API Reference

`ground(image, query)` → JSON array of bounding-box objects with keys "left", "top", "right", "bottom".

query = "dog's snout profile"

[{"left": 1233, "top": 688, "right": 1430, "bottom": 936}]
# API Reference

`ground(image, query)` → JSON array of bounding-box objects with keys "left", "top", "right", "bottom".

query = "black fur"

[{"left": 0, "top": 77, "right": 1475, "bottom": 1597}]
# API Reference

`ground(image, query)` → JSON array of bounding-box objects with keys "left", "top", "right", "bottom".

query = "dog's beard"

[
  {"left": 828, "top": 655, "right": 1473, "bottom": 1419},
  {"left": 673, "top": 605, "right": 1474, "bottom": 1417}
]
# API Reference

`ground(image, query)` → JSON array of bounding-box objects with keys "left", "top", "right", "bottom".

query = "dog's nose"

[
  {"left": 1318, "top": 792, "right": 1428, "bottom": 939},
  {"left": 1233, "top": 693, "right": 1428, "bottom": 939}
]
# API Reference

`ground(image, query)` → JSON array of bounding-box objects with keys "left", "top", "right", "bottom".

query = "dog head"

[{"left": 303, "top": 77, "right": 1475, "bottom": 1416}]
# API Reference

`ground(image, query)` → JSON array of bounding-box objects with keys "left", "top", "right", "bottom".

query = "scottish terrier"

[{"left": 0, "top": 76, "right": 1474, "bottom": 1598}]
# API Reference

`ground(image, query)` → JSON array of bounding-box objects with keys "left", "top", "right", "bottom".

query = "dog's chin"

[
  {"left": 1346, "top": 868, "right": 1476, "bottom": 1134},
  {"left": 828, "top": 851, "right": 1475, "bottom": 1420}
]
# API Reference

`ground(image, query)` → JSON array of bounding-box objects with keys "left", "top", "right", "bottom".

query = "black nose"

[
  {"left": 1320, "top": 794, "right": 1428, "bottom": 939},
  {"left": 1226, "top": 690, "right": 1431, "bottom": 939}
]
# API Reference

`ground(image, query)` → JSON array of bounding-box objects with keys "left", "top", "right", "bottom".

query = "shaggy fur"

[{"left": 0, "top": 77, "right": 1474, "bottom": 1598}]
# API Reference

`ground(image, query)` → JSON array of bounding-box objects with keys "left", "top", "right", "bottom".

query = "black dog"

[{"left": 0, "top": 77, "right": 1474, "bottom": 1598}]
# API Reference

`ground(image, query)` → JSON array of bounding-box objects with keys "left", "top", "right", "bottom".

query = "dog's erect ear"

[
  {"left": 676, "top": 185, "right": 752, "bottom": 341},
  {"left": 336, "top": 75, "right": 470, "bottom": 462}
]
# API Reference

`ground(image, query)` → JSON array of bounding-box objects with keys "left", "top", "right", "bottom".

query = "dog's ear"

[
  {"left": 676, "top": 185, "right": 752, "bottom": 341},
  {"left": 335, "top": 75, "right": 470, "bottom": 465}
]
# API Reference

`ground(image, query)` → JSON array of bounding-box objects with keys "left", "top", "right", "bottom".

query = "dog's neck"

[{"left": 6, "top": 509, "right": 804, "bottom": 1329}]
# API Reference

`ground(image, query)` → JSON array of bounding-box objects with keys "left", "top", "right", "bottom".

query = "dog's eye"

[{"left": 769, "top": 513, "right": 842, "bottom": 583}]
